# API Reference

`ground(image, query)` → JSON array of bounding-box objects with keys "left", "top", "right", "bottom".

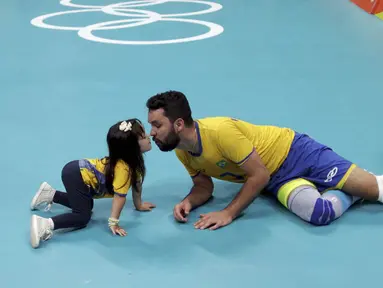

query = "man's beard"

[{"left": 154, "top": 129, "right": 180, "bottom": 152}]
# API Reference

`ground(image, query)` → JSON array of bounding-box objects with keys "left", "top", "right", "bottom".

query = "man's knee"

[
  {"left": 284, "top": 183, "right": 338, "bottom": 226},
  {"left": 309, "top": 198, "right": 336, "bottom": 226}
]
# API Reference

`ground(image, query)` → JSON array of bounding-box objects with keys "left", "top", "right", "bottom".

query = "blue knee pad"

[
  {"left": 310, "top": 198, "right": 336, "bottom": 226},
  {"left": 322, "top": 190, "right": 357, "bottom": 211}
]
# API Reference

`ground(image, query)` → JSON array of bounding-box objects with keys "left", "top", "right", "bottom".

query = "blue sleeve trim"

[
  {"left": 234, "top": 148, "right": 255, "bottom": 165},
  {"left": 114, "top": 192, "right": 128, "bottom": 197},
  {"left": 191, "top": 171, "right": 201, "bottom": 178}
]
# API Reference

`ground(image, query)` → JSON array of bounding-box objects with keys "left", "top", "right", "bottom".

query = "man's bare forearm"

[
  {"left": 223, "top": 173, "right": 269, "bottom": 219},
  {"left": 183, "top": 183, "right": 213, "bottom": 209}
]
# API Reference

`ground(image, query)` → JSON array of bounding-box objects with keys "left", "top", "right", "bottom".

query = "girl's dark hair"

[{"left": 103, "top": 118, "right": 146, "bottom": 194}]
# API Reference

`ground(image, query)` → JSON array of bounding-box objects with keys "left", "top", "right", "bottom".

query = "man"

[{"left": 146, "top": 90, "right": 383, "bottom": 230}]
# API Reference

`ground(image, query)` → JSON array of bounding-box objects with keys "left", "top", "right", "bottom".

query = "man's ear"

[{"left": 174, "top": 118, "right": 184, "bottom": 132}]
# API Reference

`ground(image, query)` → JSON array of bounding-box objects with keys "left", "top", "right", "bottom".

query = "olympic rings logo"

[{"left": 30, "top": 0, "right": 224, "bottom": 45}]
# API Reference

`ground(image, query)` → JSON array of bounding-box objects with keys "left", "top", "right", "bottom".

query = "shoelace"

[
  {"left": 44, "top": 203, "right": 52, "bottom": 212},
  {"left": 38, "top": 222, "right": 53, "bottom": 241},
  {"left": 41, "top": 229, "right": 53, "bottom": 241}
]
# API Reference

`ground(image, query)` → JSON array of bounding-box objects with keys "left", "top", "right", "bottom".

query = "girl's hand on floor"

[
  {"left": 137, "top": 202, "right": 156, "bottom": 211},
  {"left": 110, "top": 225, "right": 127, "bottom": 236}
]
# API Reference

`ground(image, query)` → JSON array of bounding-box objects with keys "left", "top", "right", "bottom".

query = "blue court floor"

[{"left": 1, "top": 0, "right": 383, "bottom": 287}]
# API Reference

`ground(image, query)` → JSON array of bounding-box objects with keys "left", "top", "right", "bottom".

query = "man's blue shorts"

[{"left": 265, "top": 132, "right": 356, "bottom": 207}]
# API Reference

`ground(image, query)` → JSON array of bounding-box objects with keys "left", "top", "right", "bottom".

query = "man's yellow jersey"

[{"left": 175, "top": 117, "right": 295, "bottom": 183}]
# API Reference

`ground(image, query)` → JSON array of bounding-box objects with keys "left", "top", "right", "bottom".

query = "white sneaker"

[
  {"left": 30, "top": 182, "right": 56, "bottom": 211},
  {"left": 30, "top": 215, "right": 53, "bottom": 248}
]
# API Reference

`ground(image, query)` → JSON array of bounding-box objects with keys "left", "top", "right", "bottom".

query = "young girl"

[{"left": 30, "top": 118, "right": 155, "bottom": 248}]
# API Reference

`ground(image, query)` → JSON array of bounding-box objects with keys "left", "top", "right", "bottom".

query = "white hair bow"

[{"left": 119, "top": 121, "right": 132, "bottom": 132}]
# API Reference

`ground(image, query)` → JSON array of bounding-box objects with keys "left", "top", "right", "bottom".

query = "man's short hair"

[{"left": 146, "top": 90, "right": 194, "bottom": 126}]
